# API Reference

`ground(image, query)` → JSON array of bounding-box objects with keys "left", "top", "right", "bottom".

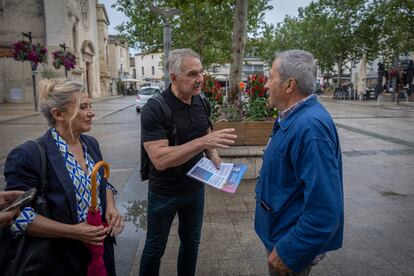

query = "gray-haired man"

[
  {"left": 139, "top": 49, "right": 236, "bottom": 276},
  {"left": 255, "top": 50, "right": 344, "bottom": 276}
]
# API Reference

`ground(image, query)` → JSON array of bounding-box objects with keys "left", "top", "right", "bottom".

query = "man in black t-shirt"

[{"left": 139, "top": 49, "right": 237, "bottom": 276}]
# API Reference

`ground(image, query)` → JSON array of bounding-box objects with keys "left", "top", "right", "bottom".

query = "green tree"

[
  {"left": 371, "top": 0, "right": 414, "bottom": 100},
  {"left": 298, "top": 0, "right": 372, "bottom": 86},
  {"left": 372, "top": 0, "right": 414, "bottom": 64},
  {"left": 227, "top": 0, "right": 248, "bottom": 114},
  {"left": 112, "top": 0, "right": 271, "bottom": 67},
  {"left": 252, "top": 0, "right": 384, "bottom": 87},
  {"left": 246, "top": 15, "right": 308, "bottom": 67},
  {"left": 245, "top": 23, "right": 275, "bottom": 66}
]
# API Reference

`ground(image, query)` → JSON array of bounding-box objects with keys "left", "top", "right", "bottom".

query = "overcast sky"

[
  {"left": 265, "top": 0, "right": 313, "bottom": 25},
  {"left": 101, "top": 0, "right": 313, "bottom": 51}
]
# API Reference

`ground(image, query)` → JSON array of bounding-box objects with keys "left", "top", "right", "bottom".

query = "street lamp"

[
  {"left": 149, "top": 5, "right": 181, "bottom": 89},
  {"left": 59, "top": 43, "right": 68, "bottom": 78}
]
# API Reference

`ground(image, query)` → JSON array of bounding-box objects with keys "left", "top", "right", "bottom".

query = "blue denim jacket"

[{"left": 254, "top": 95, "right": 344, "bottom": 272}]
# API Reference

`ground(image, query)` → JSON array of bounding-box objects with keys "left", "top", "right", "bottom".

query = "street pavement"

[{"left": 0, "top": 94, "right": 414, "bottom": 275}]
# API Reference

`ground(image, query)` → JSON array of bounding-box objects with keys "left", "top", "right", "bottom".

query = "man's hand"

[
  {"left": 205, "top": 147, "right": 222, "bottom": 170},
  {"left": 0, "top": 191, "right": 24, "bottom": 227},
  {"left": 209, "top": 154, "right": 222, "bottom": 169},
  {"left": 201, "top": 128, "right": 237, "bottom": 150},
  {"left": 268, "top": 248, "right": 291, "bottom": 276}
]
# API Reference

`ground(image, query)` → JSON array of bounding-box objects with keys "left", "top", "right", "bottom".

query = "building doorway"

[{"left": 81, "top": 40, "right": 96, "bottom": 97}]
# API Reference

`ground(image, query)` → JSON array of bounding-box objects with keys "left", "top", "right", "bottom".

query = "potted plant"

[
  {"left": 13, "top": 37, "right": 48, "bottom": 111},
  {"left": 204, "top": 73, "right": 277, "bottom": 146},
  {"left": 13, "top": 40, "right": 47, "bottom": 65},
  {"left": 52, "top": 49, "right": 76, "bottom": 70}
]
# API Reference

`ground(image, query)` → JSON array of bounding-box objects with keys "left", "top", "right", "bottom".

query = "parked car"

[{"left": 136, "top": 86, "right": 162, "bottom": 112}]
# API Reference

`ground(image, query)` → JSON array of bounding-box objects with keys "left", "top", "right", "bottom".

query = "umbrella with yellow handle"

[
  {"left": 87, "top": 160, "right": 110, "bottom": 276},
  {"left": 90, "top": 161, "right": 110, "bottom": 212}
]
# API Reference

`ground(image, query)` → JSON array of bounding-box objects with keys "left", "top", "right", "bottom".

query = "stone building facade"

[
  {"left": 0, "top": 0, "right": 111, "bottom": 103},
  {"left": 129, "top": 56, "right": 136, "bottom": 79},
  {"left": 134, "top": 52, "right": 164, "bottom": 89},
  {"left": 107, "top": 35, "right": 130, "bottom": 95},
  {"left": 108, "top": 35, "right": 130, "bottom": 80}
]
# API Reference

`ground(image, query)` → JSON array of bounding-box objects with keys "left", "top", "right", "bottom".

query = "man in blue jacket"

[{"left": 255, "top": 50, "right": 344, "bottom": 276}]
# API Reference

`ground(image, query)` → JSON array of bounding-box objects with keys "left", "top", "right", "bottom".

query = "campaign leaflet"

[
  {"left": 221, "top": 163, "right": 248, "bottom": 193},
  {"left": 187, "top": 157, "right": 247, "bottom": 193}
]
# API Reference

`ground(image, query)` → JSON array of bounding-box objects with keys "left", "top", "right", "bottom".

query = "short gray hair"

[
  {"left": 275, "top": 50, "right": 316, "bottom": 96},
  {"left": 38, "top": 78, "right": 87, "bottom": 126},
  {"left": 166, "top": 48, "right": 201, "bottom": 76}
]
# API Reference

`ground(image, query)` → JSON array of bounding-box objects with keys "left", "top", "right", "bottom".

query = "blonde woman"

[{"left": 2, "top": 79, "right": 124, "bottom": 275}]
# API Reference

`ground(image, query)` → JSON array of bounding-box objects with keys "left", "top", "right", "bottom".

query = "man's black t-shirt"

[{"left": 141, "top": 85, "right": 210, "bottom": 196}]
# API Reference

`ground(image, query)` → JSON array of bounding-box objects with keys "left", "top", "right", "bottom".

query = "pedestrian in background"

[
  {"left": 255, "top": 50, "right": 344, "bottom": 276},
  {"left": 0, "top": 191, "right": 24, "bottom": 227},
  {"left": 139, "top": 48, "right": 237, "bottom": 276},
  {"left": 2, "top": 78, "right": 124, "bottom": 275}
]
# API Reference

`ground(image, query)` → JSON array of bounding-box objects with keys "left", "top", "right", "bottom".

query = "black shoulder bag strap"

[
  {"left": 151, "top": 93, "right": 178, "bottom": 145},
  {"left": 199, "top": 93, "right": 213, "bottom": 130}
]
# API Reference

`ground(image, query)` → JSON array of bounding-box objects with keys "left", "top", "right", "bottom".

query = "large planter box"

[
  {"left": 213, "top": 121, "right": 274, "bottom": 179},
  {"left": 213, "top": 121, "right": 274, "bottom": 146}
]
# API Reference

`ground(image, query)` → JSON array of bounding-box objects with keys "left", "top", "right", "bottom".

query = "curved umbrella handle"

[{"left": 90, "top": 161, "right": 110, "bottom": 211}]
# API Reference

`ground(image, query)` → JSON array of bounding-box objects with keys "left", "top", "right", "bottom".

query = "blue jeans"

[{"left": 139, "top": 188, "right": 205, "bottom": 276}]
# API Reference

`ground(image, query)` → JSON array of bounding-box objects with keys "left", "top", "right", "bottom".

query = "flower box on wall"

[{"left": 213, "top": 121, "right": 274, "bottom": 146}]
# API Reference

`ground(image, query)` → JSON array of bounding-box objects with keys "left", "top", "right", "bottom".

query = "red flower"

[
  {"left": 202, "top": 74, "right": 223, "bottom": 103},
  {"left": 246, "top": 73, "right": 267, "bottom": 100},
  {"left": 258, "top": 76, "right": 265, "bottom": 83}
]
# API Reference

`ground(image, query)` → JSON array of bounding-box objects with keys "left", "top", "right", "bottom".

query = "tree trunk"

[{"left": 227, "top": 0, "right": 248, "bottom": 120}]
